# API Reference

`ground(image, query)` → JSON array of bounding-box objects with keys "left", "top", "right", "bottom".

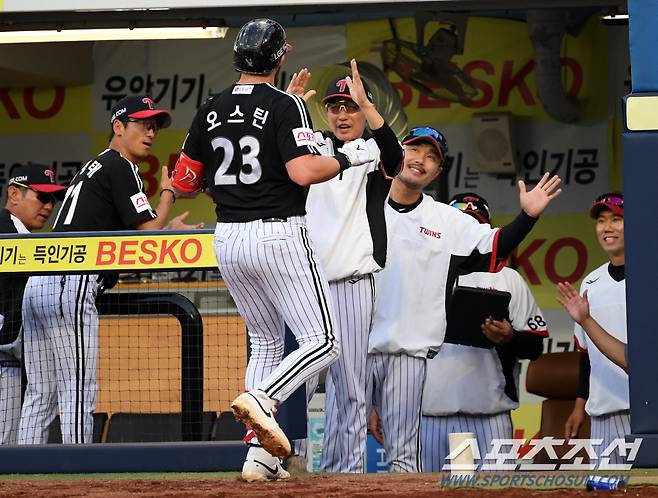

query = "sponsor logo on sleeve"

[
  {"left": 130, "top": 192, "right": 152, "bottom": 213},
  {"left": 232, "top": 85, "right": 254, "bottom": 95},
  {"left": 293, "top": 127, "right": 316, "bottom": 147}
]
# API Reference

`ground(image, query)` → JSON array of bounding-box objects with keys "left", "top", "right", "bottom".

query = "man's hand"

[
  {"left": 368, "top": 407, "right": 384, "bottom": 445},
  {"left": 337, "top": 138, "right": 374, "bottom": 167},
  {"left": 564, "top": 399, "right": 587, "bottom": 440},
  {"left": 557, "top": 282, "right": 590, "bottom": 324},
  {"left": 481, "top": 318, "right": 514, "bottom": 345},
  {"left": 344, "top": 59, "right": 374, "bottom": 110},
  {"left": 518, "top": 172, "right": 562, "bottom": 218},
  {"left": 286, "top": 68, "right": 316, "bottom": 102},
  {"left": 166, "top": 211, "right": 204, "bottom": 230}
]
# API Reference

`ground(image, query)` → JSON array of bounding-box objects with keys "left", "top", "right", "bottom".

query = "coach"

[{"left": 0, "top": 164, "right": 66, "bottom": 444}]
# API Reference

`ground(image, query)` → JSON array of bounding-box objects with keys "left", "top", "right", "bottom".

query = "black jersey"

[
  {"left": 53, "top": 148, "right": 157, "bottom": 232},
  {"left": 183, "top": 83, "right": 319, "bottom": 222},
  {"left": 0, "top": 210, "right": 28, "bottom": 345}
]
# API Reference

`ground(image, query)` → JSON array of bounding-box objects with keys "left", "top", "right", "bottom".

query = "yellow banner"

[
  {"left": 344, "top": 15, "right": 608, "bottom": 124},
  {"left": 0, "top": 232, "right": 217, "bottom": 273},
  {"left": 0, "top": 86, "right": 92, "bottom": 134},
  {"left": 493, "top": 213, "right": 607, "bottom": 309}
]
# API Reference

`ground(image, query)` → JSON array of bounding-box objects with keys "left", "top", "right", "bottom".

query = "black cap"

[
  {"left": 449, "top": 192, "right": 491, "bottom": 224},
  {"left": 110, "top": 96, "right": 172, "bottom": 129},
  {"left": 8, "top": 164, "right": 67, "bottom": 196},
  {"left": 322, "top": 75, "right": 374, "bottom": 104}
]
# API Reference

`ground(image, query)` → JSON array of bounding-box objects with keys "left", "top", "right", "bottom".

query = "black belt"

[{"left": 262, "top": 217, "right": 287, "bottom": 223}]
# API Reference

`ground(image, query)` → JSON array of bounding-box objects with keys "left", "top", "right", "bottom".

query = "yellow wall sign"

[{"left": 0, "top": 232, "right": 217, "bottom": 273}]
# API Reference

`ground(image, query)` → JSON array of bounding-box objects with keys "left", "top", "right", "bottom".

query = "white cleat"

[
  {"left": 241, "top": 445, "right": 291, "bottom": 482},
  {"left": 231, "top": 390, "right": 291, "bottom": 459}
]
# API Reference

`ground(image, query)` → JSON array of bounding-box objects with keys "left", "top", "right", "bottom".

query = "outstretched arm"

[{"left": 556, "top": 282, "right": 627, "bottom": 371}]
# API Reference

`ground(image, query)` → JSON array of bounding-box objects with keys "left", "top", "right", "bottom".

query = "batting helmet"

[{"left": 233, "top": 18, "right": 290, "bottom": 75}]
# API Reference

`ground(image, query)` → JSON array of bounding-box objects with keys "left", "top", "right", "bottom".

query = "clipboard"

[{"left": 444, "top": 285, "right": 512, "bottom": 349}]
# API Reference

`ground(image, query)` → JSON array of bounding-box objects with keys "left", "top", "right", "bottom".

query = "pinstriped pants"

[
  {"left": 319, "top": 274, "right": 374, "bottom": 473},
  {"left": 420, "top": 412, "right": 513, "bottom": 472},
  {"left": 366, "top": 353, "right": 426, "bottom": 472},
  {"left": 591, "top": 410, "right": 631, "bottom": 465},
  {"left": 18, "top": 274, "right": 99, "bottom": 444},
  {"left": 214, "top": 217, "right": 339, "bottom": 404},
  {"left": 0, "top": 351, "right": 21, "bottom": 444}
]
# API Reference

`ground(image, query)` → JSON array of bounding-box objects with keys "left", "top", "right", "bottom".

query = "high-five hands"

[{"left": 286, "top": 68, "right": 316, "bottom": 102}]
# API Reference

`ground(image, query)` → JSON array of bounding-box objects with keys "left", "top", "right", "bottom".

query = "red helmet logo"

[
  {"left": 335, "top": 78, "right": 349, "bottom": 92},
  {"left": 142, "top": 97, "right": 155, "bottom": 109}
]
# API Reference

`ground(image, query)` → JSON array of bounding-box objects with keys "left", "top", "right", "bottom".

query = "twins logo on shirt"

[{"left": 419, "top": 226, "right": 441, "bottom": 239}]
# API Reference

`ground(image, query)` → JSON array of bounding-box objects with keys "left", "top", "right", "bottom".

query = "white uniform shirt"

[
  {"left": 305, "top": 133, "right": 388, "bottom": 281},
  {"left": 422, "top": 267, "right": 547, "bottom": 415},
  {"left": 368, "top": 195, "right": 501, "bottom": 358},
  {"left": 574, "top": 262, "right": 629, "bottom": 416},
  {"left": 0, "top": 214, "right": 29, "bottom": 357}
]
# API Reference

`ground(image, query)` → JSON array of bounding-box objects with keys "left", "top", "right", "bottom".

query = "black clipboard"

[{"left": 444, "top": 285, "right": 512, "bottom": 349}]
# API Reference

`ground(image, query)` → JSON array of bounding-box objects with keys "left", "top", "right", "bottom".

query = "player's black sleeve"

[
  {"left": 509, "top": 330, "right": 544, "bottom": 360},
  {"left": 182, "top": 98, "right": 211, "bottom": 163},
  {"left": 577, "top": 351, "right": 590, "bottom": 399},
  {"left": 371, "top": 122, "right": 402, "bottom": 177},
  {"left": 276, "top": 95, "right": 319, "bottom": 163},
  {"left": 497, "top": 211, "right": 538, "bottom": 259},
  {"left": 111, "top": 159, "right": 157, "bottom": 228}
]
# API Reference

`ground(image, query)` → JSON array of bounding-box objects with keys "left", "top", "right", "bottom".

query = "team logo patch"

[
  {"left": 232, "top": 85, "right": 254, "bottom": 95},
  {"left": 419, "top": 226, "right": 442, "bottom": 239},
  {"left": 293, "top": 127, "right": 316, "bottom": 147},
  {"left": 130, "top": 192, "right": 152, "bottom": 213}
]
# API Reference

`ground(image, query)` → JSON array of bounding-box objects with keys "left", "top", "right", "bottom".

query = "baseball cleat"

[
  {"left": 231, "top": 390, "right": 291, "bottom": 458},
  {"left": 241, "top": 445, "right": 290, "bottom": 482}
]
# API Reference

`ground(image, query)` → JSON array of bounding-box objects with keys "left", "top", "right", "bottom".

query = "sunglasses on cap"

[
  {"left": 9, "top": 181, "right": 58, "bottom": 205},
  {"left": 594, "top": 193, "right": 623, "bottom": 207},
  {"left": 449, "top": 199, "right": 491, "bottom": 218},
  {"left": 325, "top": 100, "right": 360, "bottom": 115},
  {"left": 403, "top": 126, "right": 446, "bottom": 162},
  {"left": 407, "top": 126, "right": 443, "bottom": 141}
]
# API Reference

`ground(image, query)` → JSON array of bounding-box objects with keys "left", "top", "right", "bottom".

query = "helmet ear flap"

[{"left": 233, "top": 18, "right": 288, "bottom": 75}]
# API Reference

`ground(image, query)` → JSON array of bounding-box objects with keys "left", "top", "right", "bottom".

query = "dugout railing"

[{"left": 0, "top": 229, "right": 250, "bottom": 473}]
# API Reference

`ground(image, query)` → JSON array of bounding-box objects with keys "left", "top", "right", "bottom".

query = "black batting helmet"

[{"left": 233, "top": 18, "right": 291, "bottom": 75}]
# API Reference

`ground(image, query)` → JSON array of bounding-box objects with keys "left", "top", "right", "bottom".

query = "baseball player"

[
  {"left": 18, "top": 96, "right": 197, "bottom": 445},
  {"left": 288, "top": 61, "right": 402, "bottom": 473},
  {"left": 419, "top": 192, "right": 548, "bottom": 472},
  {"left": 171, "top": 19, "right": 375, "bottom": 482},
  {"left": 557, "top": 283, "right": 627, "bottom": 372},
  {"left": 366, "top": 127, "right": 561, "bottom": 472},
  {"left": 0, "top": 165, "right": 66, "bottom": 444},
  {"left": 561, "top": 193, "right": 629, "bottom": 464}
]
